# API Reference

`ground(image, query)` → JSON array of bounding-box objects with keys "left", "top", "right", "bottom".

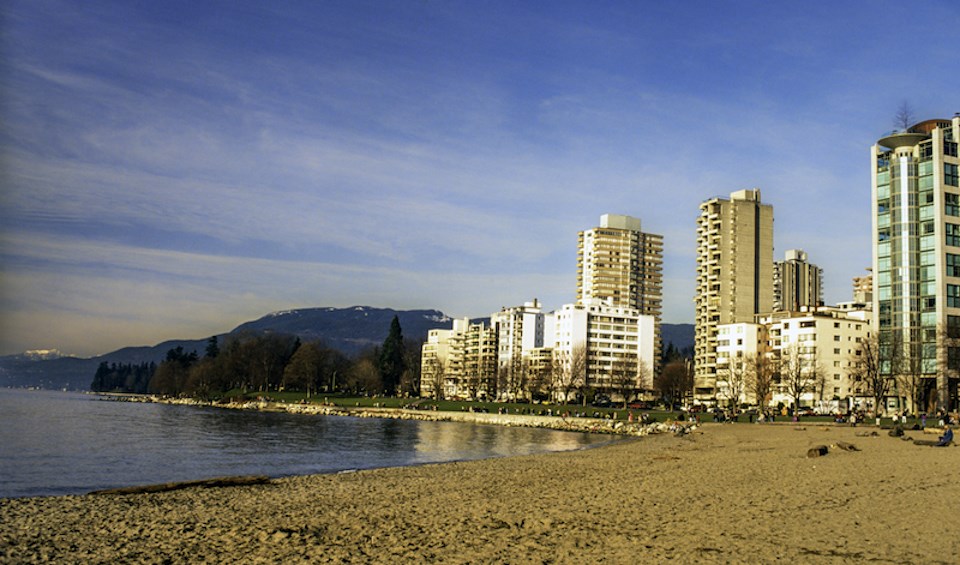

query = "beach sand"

[{"left": 2, "top": 422, "right": 958, "bottom": 564}]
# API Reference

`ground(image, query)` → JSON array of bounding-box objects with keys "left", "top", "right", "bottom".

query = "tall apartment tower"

[
  {"left": 577, "top": 214, "right": 663, "bottom": 363},
  {"left": 773, "top": 249, "right": 823, "bottom": 311},
  {"left": 871, "top": 116, "right": 960, "bottom": 413},
  {"left": 694, "top": 189, "right": 774, "bottom": 401}
]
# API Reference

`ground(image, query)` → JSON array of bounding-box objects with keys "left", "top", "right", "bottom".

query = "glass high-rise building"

[{"left": 871, "top": 116, "right": 960, "bottom": 413}]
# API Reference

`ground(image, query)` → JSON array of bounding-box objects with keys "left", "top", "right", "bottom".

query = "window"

[
  {"left": 946, "top": 141, "right": 958, "bottom": 158},
  {"left": 950, "top": 254, "right": 960, "bottom": 277},
  {"left": 834, "top": 335, "right": 841, "bottom": 341},
  {"left": 947, "top": 164, "right": 959, "bottom": 187},
  {"left": 948, "top": 193, "right": 960, "bottom": 217},
  {"left": 834, "top": 348, "right": 841, "bottom": 354},
  {"left": 948, "top": 223, "right": 960, "bottom": 247},
  {"left": 949, "top": 284, "right": 960, "bottom": 308}
]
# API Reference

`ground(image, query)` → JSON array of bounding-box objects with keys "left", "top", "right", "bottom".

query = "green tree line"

[
  {"left": 91, "top": 361, "right": 157, "bottom": 393},
  {"left": 91, "top": 316, "right": 422, "bottom": 399}
]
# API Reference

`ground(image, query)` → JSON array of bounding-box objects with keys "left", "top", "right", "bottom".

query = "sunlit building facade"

[
  {"left": 871, "top": 116, "right": 960, "bottom": 413},
  {"left": 694, "top": 189, "right": 774, "bottom": 402},
  {"left": 577, "top": 214, "right": 663, "bottom": 369}
]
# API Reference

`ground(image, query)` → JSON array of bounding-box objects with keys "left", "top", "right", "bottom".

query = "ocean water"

[{"left": 0, "top": 388, "right": 615, "bottom": 498}]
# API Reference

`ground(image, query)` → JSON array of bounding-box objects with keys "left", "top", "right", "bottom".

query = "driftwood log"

[
  {"left": 831, "top": 441, "right": 860, "bottom": 452},
  {"left": 90, "top": 475, "right": 272, "bottom": 495}
]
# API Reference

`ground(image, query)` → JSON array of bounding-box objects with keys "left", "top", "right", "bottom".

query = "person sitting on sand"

[{"left": 936, "top": 425, "right": 953, "bottom": 447}]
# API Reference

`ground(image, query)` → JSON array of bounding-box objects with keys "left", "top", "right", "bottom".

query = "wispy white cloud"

[{"left": 2, "top": 0, "right": 958, "bottom": 356}]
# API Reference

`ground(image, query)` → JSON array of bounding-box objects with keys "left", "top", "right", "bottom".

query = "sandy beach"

[{"left": 2, "top": 422, "right": 958, "bottom": 564}]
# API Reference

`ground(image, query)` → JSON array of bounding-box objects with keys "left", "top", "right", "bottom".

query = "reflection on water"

[
  {"left": 0, "top": 388, "right": 616, "bottom": 498},
  {"left": 412, "top": 419, "right": 605, "bottom": 463}
]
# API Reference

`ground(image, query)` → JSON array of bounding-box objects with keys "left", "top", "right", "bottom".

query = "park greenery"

[
  {"left": 91, "top": 315, "right": 700, "bottom": 412},
  {"left": 90, "top": 315, "right": 423, "bottom": 399},
  {"left": 96, "top": 316, "right": 893, "bottom": 422}
]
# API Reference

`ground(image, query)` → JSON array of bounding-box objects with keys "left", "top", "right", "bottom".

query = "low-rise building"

[{"left": 715, "top": 305, "right": 871, "bottom": 412}]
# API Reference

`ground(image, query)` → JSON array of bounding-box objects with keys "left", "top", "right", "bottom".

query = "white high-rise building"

[
  {"left": 490, "top": 299, "right": 547, "bottom": 400},
  {"left": 551, "top": 300, "right": 655, "bottom": 402},
  {"left": 578, "top": 214, "right": 663, "bottom": 369}
]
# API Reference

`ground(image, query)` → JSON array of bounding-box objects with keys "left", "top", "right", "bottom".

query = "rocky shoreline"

[{"left": 100, "top": 393, "right": 696, "bottom": 437}]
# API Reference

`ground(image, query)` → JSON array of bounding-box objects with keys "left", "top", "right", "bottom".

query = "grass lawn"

[{"left": 211, "top": 390, "right": 930, "bottom": 427}]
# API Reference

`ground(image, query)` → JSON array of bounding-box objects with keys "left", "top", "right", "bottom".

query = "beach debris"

[
  {"left": 855, "top": 431, "right": 879, "bottom": 437},
  {"left": 90, "top": 475, "right": 272, "bottom": 495},
  {"left": 831, "top": 441, "right": 860, "bottom": 452},
  {"left": 807, "top": 445, "right": 829, "bottom": 458},
  {"left": 794, "top": 426, "right": 807, "bottom": 431}
]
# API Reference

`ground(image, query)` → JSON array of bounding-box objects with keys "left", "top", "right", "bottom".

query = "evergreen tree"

[
  {"left": 378, "top": 316, "right": 406, "bottom": 395},
  {"left": 205, "top": 336, "right": 220, "bottom": 358}
]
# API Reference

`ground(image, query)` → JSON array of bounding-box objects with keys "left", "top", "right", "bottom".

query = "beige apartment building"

[
  {"left": 872, "top": 116, "right": 960, "bottom": 413},
  {"left": 419, "top": 318, "right": 496, "bottom": 400},
  {"left": 695, "top": 189, "right": 774, "bottom": 402}
]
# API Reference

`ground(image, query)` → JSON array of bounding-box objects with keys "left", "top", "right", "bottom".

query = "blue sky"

[{"left": 2, "top": 0, "right": 958, "bottom": 357}]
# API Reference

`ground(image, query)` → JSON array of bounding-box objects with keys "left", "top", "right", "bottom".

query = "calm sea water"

[{"left": 0, "top": 388, "right": 615, "bottom": 498}]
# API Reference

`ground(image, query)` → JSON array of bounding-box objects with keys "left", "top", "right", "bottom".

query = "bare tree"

[
  {"left": 894, "top": 100, "right": 915, "bottom": 131},
  {"left": 608, "top": 354, "right": 639, "bottom": 408},
  {"left": 656, "top": 359, "right": 693, "bottom": 410},
  {"left": 498, "top": 354, "right": 526, "bottom": 402},
  {"left": 718, "top": 355, "right": 748, "bottom": 411},
  {"left": 637, "top": 358, "right": 652, "bottom": 397},
  {"left": 746, "top": 352, "right": 776, "bottom": 409},
  {"left": 282, "top": 340, "right": 328, "bottom": 397},
  {"left": 896, "top": 340, "right": 926, "bottom": 415},
  {"left": 938, "top": 323, "right": 960, "bottom": 413},
  {"left": 398, "top": 339, "right": 423, "bottom": 398},
  {"left": 807, "top": 349, "right": 827, "bottom": 413},
  {"left": 779, "top": 344, "right": 813, "bottom": 415},
  {"left": 524, "top": 354, "right": 551, "bottom": 401},
  {"left": 344, "top": 356, "right": 382, "bottom": 395},
  {"left": 421, "top": 355, "right": 446, "bottom": 400},
  {"left": 850, "top": 332, "right": 895, "bottom": 416},
  {"left": 552, "top": 344, "right": 587, "bottom": 403}
]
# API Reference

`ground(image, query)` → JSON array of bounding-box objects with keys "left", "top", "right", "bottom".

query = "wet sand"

[{"left": 2, "top": 423, "right": 958, "bottom": 563}]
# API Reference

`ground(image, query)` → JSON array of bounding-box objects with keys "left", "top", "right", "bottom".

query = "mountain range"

[{"left": 0, "top": 306, "right": 693, "bottom": 391}]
